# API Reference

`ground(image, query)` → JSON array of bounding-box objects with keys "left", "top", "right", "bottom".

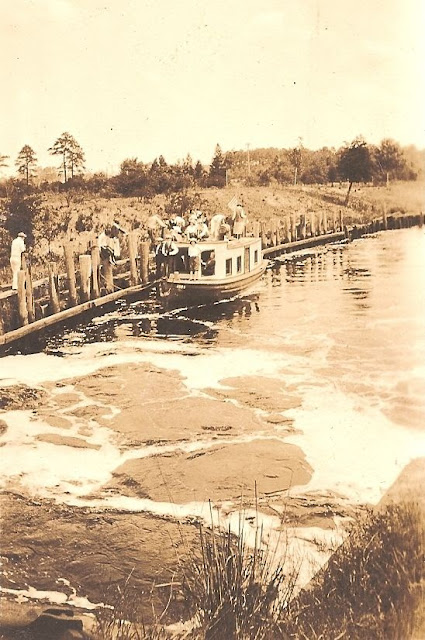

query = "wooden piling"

[
  {"left": 90, "top": 245, "right": 101, "bottom": 299},
  {"left": 128, "top": 231, "right": 139, "bottom": 286},
  {"left": 291, "top": 214, "right": 297, "bottom": 242},
  {"left": 299, "top": 214, "right": 306, "bottom": 240},
  {"left": 63, "top": 244, "right": 78, "bottom": 307},
  {"left": 339, "top": 209, "right": 344, "bottom": 232},
  {"left": 260, "top": 222, "right": 267, "bottom": 249},
  {"left": 17, "top": 270, "right": 29, "bottom": 326},
  {"left": 139, "top": 241, "right": 150, "bottom": 284},
  {"left": 309, "top": 212, "right": 315, "bottom": 237},
  {"left": 78, "top": 255, "right": 92, "bottom": 302},
  {"left": 382, "top": 204, "right": 388, "bottom": 231},
  {"left": 48, "top": 263, "right": 61, "bottom": 314},
  {"left": 276, "top": 220, "right": 281, "bottom": 246},
  {"left": 25, "top": 267, "right": 35, "bottom": 323},
  {"left": 332, "top": 211, "right": 337, "bottom": 233},
  {"left": 271, "top": 219, "right": 277, "bottom": 246},
  {"left": 317, "top": 211, "right": 323, "bottom": 235},
  {"left": 322, "top": 212, "right": 328, "bottom": 234}
]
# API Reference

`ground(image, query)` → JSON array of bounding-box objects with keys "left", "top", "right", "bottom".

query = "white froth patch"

[
  {"left": 0, "top": 585, "right": 105, "bottom": 610},
  {"left": 0, "top": 410, "right": 122, "bottom": 497},
  {"left": 0, "top": 340, "right": 296, "bottom": 392},
  {"left": 286, "top": 385, "right": 425, "bottom": 504},
  {"left": 64, "top": 494, "right": 344, "bottom": 591}
]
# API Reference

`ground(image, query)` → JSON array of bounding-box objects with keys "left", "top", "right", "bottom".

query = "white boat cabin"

[{"left": 172, "top": 237, "right": 263, "bottom": 280}]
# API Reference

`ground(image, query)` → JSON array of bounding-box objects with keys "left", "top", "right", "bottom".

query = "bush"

[{"left": 284, "top": 501, "right": 424, "bottom": 639}]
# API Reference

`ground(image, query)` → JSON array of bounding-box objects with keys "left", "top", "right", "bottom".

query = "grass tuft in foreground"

[
  {"left": 284, "top": 501, "right": 424, "bottom": 640},
  {"left": 180, "top": 510, "right": 299, "bottom": 640},
  {"left": 92, "top": 500, "right": 423, "bottom": 639}
]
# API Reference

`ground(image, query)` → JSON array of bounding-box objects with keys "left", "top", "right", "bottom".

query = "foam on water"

[{"left": 286, "top": 383, "right": 425, "bottom": 504}]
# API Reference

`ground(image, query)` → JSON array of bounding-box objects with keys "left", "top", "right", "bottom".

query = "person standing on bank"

[{"left": 10, "top": 232, "right": 27, "bottom": 290}]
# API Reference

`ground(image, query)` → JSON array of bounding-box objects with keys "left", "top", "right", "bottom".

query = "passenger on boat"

[
  {"left": 10, "top": 232, "right": 27, "bottom": 290},
  {"left": 218, "top": 221, "right": 231, "bottom": 240},
  {"left": 232, "top": 203, "right": 247, "bottom": 239},
  {"left": 188, "top": 239, "right": 202, "bottom": 279},
  {"left": 202, "top": 250, "right": 216, "bottom": 276},
  {"left": 185, "top": 220, "right": 199, "bottom": 241},
  {"left": 210, "top": 213, "right": 226, "bottom": 239},
  {"left": 156, "top": 235, "right": 179, "bottom": 278},
  {"left": 196, "top": 220, "right": 209, "bottom": 240},
  {"left": 168, "top": 213, "right": 185, "bottom": 230}
]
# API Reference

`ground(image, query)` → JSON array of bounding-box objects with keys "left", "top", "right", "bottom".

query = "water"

[{"left": 1, "top": 227, "right": 424, "bottom": 604}]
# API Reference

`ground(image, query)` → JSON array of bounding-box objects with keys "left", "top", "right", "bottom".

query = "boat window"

[
  {"left": 254, "top": 249, "right": 258, "bottom": 263},
  {"left": 202, "top": 250, "right": 215, "bottom": 276},
  {"left": 226, "top": 258, "right": 232, "bottom": 275},
  {"left": 236, "top": 256, "right": 242, "bottom": 273}
]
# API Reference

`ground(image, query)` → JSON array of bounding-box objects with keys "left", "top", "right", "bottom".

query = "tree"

[
  {"left": 288, "top": 145, "right": 303, "bottom": 186},
  {"left": 113, "top": 158, "right": 148, "bottom": 197},
  {"left": 3, "top": 180, "right": 42, "bottom": 242},
  {"left": 373, "top": 139, "right": 407, "bottom": 186},
  {"left": 208, "top": 144, "right": 227, "bottom": 188},
  {"left": 16, "top": 145, "right": 38, "bottom": 186},
  {"left": 48, "top": 132, "right": 85, "bottom": 183},
  {"left": 337, "top": 137, "right": 372, "bottom": 205},
  {"left": 0, "top": 154, "right": 9, "bottom": 170}
]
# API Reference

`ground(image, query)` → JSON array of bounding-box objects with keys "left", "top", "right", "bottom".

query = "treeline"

[{"left": 1, "top": 136, "right": 424, "bottom": 203}]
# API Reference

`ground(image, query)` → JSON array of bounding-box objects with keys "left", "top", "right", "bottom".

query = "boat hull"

[{"left": 158, "top": 262, "right": 267, "bottom": 308}]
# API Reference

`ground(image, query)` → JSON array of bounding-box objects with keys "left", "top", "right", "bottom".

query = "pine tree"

[
  {"left": 16, "top": 145, "right": 38, "bottom": 185},
  {"left": 48, "top": 132, "right": 85, "bottom": 183}
]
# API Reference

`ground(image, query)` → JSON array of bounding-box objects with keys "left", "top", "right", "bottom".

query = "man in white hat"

[{"left": 10, "top": 232, "right": 27, "bottom": 289}]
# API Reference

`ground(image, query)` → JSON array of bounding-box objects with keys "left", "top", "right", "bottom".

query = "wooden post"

[
  {"left": 299, "top": 214, "right": 306, "bottom": 240},
  {"left": 260, "top": 222, "right": 267, "bottom": 249},
  {"left": 419, "top": 212, "right": 424, "bottom": 228},
  {"left": 382, "top": 204, "right": 388, "bottom": 230},
  {"left": 17, "top": 270, "right": 29, "bottom": 326},
  {"left": 310, "top": 212, "right": 316, "bottom": 237},
  {"left": 339, "top": 209, "right": 344, "bottom": 232},
  {"left": 332, "top": 211, "right": 337, "bottom": 233},
  {"left": 275, "top": 219, "right": 281, "bottom": 246},
  {"left": 91, "top": 245, "right": 101, "bottom": 299},
  {"left": 139, "top": 241, "right": 150, "bottom": 284},
  {"left": 128, "top": 231, "right": 139, "bottom": 286},
  {"left": 79, "top": 254, "right": 92, "bottom": 302},
  {"left": 48, "top": 263, "right": 60, "bottom": 315},
  {"left": 25, "top": 268, "right": 35, "bottom": 323},
  {"left": 271, "top": 218, "right": 277, "bottom": 246},
  {"left": 252, "top": 220, "right": 260, "bottom": 238},
  {"left": 64, "top": 244, "right": 78, "bottom": 307},
  {"left": 317, "top": 211, "right": 323, "bottom": 235},
  {"left": 291, "top": 214, "right": 297, "bottom": 242},
  {"left": 323, "top": 211, "right": 328, "bottom": 234},
  {"left": 20, "top": 255, "right": 35, "bottom": 323},
  {"left": 283, "top": 216, "right": 290, "bottom": 243}
]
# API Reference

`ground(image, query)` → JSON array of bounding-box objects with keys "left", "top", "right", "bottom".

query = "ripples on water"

[{"left": 1, "top": 228, "right": 424, "bottom": 604}]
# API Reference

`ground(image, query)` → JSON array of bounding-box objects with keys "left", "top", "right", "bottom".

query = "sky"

[{"left": 1, "top": 0, "right": 424, "bottom": 176}]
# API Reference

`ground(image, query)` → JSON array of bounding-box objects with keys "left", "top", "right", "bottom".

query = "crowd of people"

[
  {"left": 9, "top": 203, "right": 247, "bottom": 289},
  {"left": 148, "top": 204, "right": 247, "bottom": 280}
]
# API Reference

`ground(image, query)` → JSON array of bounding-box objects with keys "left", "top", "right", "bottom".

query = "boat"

[{"left": 157, "top": 235, "right": 267, "bottom": 308}]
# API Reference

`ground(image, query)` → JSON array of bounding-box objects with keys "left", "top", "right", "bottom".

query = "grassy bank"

[
  {"left": 90, "top": 500, "right": 424, "bottom": 639},
  {"left": 1, "top": 181, "right": 424, "bottom": 288}
]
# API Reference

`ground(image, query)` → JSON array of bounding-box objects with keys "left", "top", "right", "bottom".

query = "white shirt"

[{"left": 10, "top": 236, "right": 26, "bottom": 259}]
